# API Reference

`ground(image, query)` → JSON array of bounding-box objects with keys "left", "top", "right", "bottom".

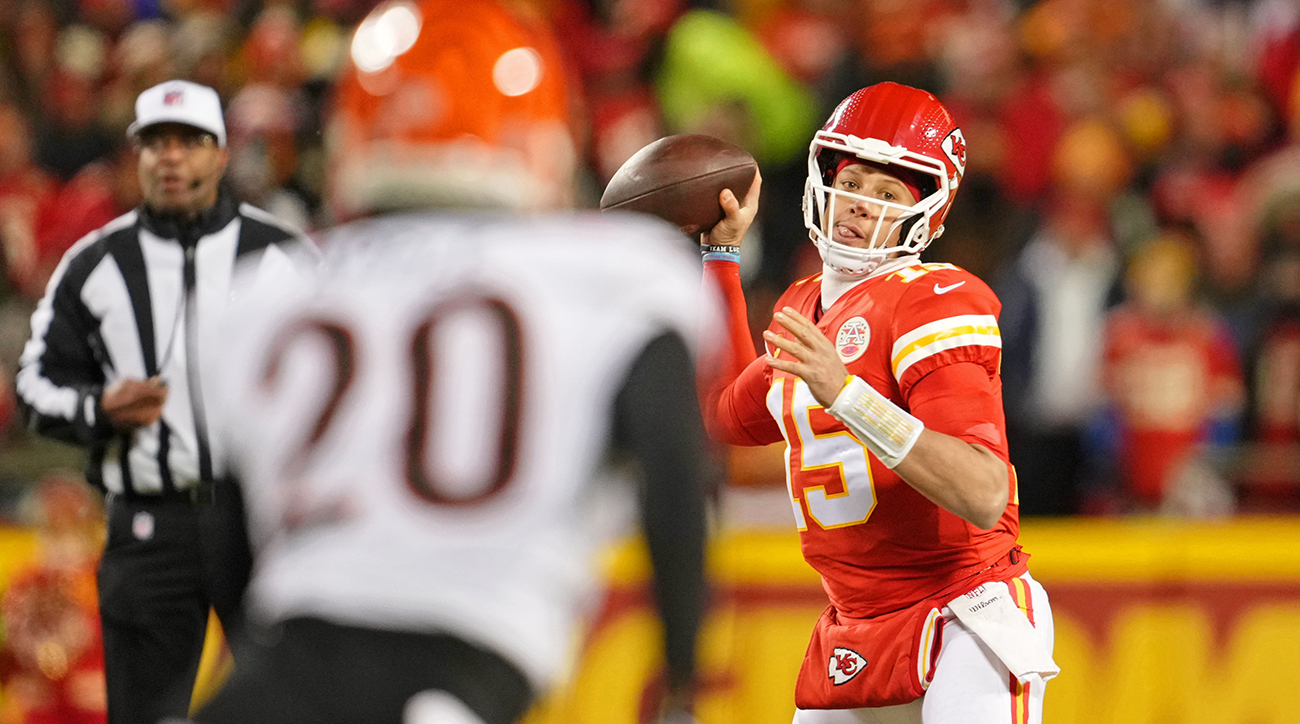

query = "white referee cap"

[{"left": 127, "top": 80, "right": 227, "bottom": 148}]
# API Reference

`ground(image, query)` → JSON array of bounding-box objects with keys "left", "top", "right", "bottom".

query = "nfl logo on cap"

[{"left": 128, "top": 80, "right": 227, "bottom": 148}]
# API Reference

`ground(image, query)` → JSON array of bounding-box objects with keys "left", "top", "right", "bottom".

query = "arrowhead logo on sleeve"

[{"left": 828, "top": 647, "right": 868, "bottom": 685}]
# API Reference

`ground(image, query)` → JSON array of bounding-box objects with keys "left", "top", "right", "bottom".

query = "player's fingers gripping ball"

[{"left": 704, "top": 170, "right": 762, "bottom": 248}]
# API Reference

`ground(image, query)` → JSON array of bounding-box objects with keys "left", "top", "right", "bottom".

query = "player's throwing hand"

[{"left": 701, "top": 171, "right": 762, "bottom": 248}]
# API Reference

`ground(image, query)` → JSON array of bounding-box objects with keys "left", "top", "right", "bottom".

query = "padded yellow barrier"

[
  {"left": 7, "top": 519, "right": 1300, "bottom": 722},
  {"left": 1022, "top": 518, "right": 1300, "bottom": 724},
  {"left": 526, "top": 518, "right": 1300, "bottom": 724}
]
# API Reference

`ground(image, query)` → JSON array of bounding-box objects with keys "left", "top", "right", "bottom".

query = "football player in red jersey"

[{"left": 699, "top": 83, "right": 1059, "bottom": 723}]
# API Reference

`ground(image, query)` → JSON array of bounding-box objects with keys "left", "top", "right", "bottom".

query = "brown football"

[{"left": 600, "top": 135, "right": 758, "bottom": 236}]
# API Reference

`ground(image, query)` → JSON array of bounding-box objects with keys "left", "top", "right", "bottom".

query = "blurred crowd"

[
  {"left": 0, "top": 476, "right": 105, "bottom": 724},
  {"left": 3, "top": 0, "right": 1300, "bottom": 526},
  {"left": 0, "top": 0, "right": 1299, "bottom": 720}
]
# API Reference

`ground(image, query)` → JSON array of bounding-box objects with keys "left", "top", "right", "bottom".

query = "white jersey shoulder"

[{"left": 204, "top": 211, "right": 702, "bottom": 688}]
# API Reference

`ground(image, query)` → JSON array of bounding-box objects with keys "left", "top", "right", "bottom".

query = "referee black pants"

[{"left": 97, "top": 478, "right": 252, "bottom": 724}]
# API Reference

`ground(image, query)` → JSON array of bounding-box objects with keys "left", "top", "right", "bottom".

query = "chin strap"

[
  {"left": 817, "top": 238, "right": 881, "bottom": 276},
  {"left": 826, "top": 376, "right": 924, "bottom": 468}
]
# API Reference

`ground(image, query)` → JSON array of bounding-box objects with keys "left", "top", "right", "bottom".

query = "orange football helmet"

[{"left": 328, "top": 0, "right": 577, "bottom": 219}]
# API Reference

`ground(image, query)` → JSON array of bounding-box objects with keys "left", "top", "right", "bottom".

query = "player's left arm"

[
  {"left": 613, "top": 330, "right": 709, "bottom": 706},
  {"left": 764, "top": 277, "right": 1011, "bottom": 529},
  {"left": 892, "top": 363, "right": 1010, "bottom": 528}
]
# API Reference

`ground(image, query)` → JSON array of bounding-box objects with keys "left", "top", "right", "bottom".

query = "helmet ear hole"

[{"left": 896, "top": 213, "right": 925, "bottom": 250}]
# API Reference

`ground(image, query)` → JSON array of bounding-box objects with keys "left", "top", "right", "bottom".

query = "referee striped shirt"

[{"left": 16, "top": 190, "right": 315, "bottom": 496}]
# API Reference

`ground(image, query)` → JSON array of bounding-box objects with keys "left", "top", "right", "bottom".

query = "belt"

[{"left": 112, "top": 479, "right": 214, "bottom": 507}]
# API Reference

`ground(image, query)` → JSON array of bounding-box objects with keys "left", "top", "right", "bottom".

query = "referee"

[{"left": 15, "top": 80, "right": 314, "bottom": 724}]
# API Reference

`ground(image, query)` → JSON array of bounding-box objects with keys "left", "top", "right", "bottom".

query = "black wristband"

[{"left": 700, "top": 244, "right": 741, "bottom": 254}]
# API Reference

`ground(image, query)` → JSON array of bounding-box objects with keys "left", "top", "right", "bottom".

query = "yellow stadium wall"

[
  {"left": 525, "top": 518, "right": 1300, "bottom": 724},
  {"left": 0, "top": 527, "right": 40, "bottom": 591},
  {"left": 6, "top": 520, "right": 1300, "bottom": 722}
]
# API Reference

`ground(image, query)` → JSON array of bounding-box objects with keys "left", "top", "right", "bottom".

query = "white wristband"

[{"left": 826, "top": 376, "right": 924, "bottom": 469}]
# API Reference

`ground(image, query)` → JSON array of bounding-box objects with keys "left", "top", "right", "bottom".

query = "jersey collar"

[
  {"left": 821, "top": 255, "right": 922, "bottom": 310},
  {"left": 138, "top": 184, "right": 240, "bottom": 243}
]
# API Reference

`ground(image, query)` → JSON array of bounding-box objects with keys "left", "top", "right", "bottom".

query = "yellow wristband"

[{"left": 839, "top": 375, "right": 855, "bottom": 397}]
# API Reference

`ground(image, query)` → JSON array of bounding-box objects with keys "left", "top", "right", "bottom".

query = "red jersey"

[
  {"left": 1253, "top": 315, "right": 1300, "bottom": 444},
  {"left": 1102, "top": 305, "right": 1242, "bottom": 504},
  {"left": 704, "top": 260, "right": 1024, "bottom": 618}
]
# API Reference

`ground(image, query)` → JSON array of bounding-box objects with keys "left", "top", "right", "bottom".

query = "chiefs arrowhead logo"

[
  {"left": 828, "top": 647, "right": 867, "bottom": 685},
  {"left": 941, "top": 128, "right": 967, "bottom": 181}
]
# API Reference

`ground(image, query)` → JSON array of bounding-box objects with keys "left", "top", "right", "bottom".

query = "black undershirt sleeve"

[{"left": 612, "top": 330, "right": 709, "bottom": 690}]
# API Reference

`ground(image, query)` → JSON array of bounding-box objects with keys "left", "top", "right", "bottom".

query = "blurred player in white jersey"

[{"left": 191, "top": 1, "right": 710, "bottom": 723}]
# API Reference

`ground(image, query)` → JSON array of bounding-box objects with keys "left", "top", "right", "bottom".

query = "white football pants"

[
  {"left": 792, "top": 573, "right": 1054, "bottom": 724},
  {"left": 404, "top": 691, "right": 488, "bottom": 724}
]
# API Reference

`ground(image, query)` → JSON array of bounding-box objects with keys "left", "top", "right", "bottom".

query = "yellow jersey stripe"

[
  {"left": 891, "top": 314, "right": 1000, "bottom": 380},
  {"left": 892, "top": 314, "right": 997, "bottom": 354},
  {"left": 892, "top": 328, "right": 1002, "bottom": 380}
]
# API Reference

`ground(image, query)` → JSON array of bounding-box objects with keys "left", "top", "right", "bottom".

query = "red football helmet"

[
  {"left": 328, "top": 0, "right": 577, "bottom": 219},
  {"left": 803, "top": 83, "right": 966, "bottom": 275}
]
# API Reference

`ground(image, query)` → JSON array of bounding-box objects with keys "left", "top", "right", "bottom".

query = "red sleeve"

[
  {"left": 889, "top": 269, "right": 1003, "bottom": 398},
  {"left": 1208, "top": 321, "right": 1242, "bottom": 382},
  {"left": 1100, "top": 313, "right": 1124, "bottom": 397},
  {"left": 704, "top": 355, "right": 783, "bottom": 445},
  {"left": 1206, "top": 318, "right": 1244, "bottom": 415},
  {"left": 906, "top": 361, "right": 1009, "bottom": 461},
  {"left": 698, "top": 259, "right": 782, "bottom": 446},
  {"left": 703, "top": 258, "right": 757, "bottom": 379}
]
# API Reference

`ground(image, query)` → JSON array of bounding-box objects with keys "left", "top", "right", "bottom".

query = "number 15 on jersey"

[{"left": 766, "top": 376, "right": 878, "bottom": 531}]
